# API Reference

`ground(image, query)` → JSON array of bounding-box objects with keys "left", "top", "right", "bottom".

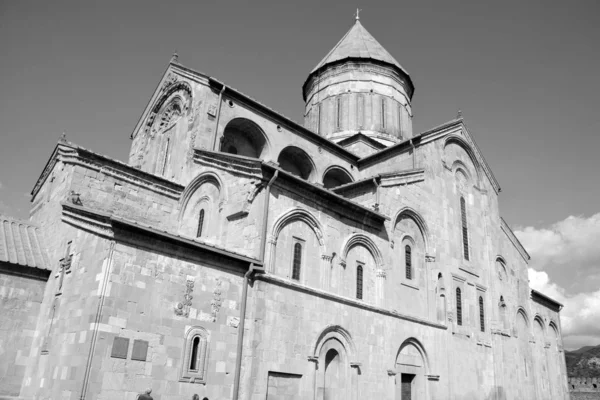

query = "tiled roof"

[
  {"left": 310, "top": 20, "right": 410, "bottom": 76},
  {"left": 0, "top": 216, "right": 49, "bottom": 270}
]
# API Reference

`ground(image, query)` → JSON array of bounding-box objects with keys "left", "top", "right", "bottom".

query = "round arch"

[
  {"left": 339, "top": 233, "right": 384, "bottom": 269},
  {"left": 277, "top": 146, "right": 317, "bottom": 181},
  {"left": 322, "top": 166, "right": 354, "bottom": 189},
  {"left": 313, "top": 324, "right": 357, "bottom": 361},
  {"left": 220, "top": 117, "right": 270, "bottom": 159},
  {"left": 271, "top": 207, "right": 325, "bottom": 247},
  {"left": 394, "top": 337, "right": 430, "bottom": 373},
  {"left": 393, "top": 207, "right": 431, "bottom": 253},
  {"left": 179, "top": 171, "right": 227, "bottom": 222},
  {"left": 443, "top": 135, "right": 483, "bottom": 186},
  {"left": 533, "top": 314, "right": 546, "bottom": 336}
]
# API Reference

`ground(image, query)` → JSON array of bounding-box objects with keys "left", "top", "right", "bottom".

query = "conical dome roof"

[
  {"left": 304, "top": 19, "right": 413, "bottom": 101},
  {"left": 310, "top": 20, "right": 410, "bottom": 77}
]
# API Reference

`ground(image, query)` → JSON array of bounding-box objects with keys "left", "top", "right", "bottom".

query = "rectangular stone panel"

[
  {"left": 111, "top": 337, "right": 129, "bottom": 359},
  {"left": 131, "top": 339, "right": 148, "bottom": 361},
  {"left": 266, "top": 371, "right": 302, "bottom": 400}
]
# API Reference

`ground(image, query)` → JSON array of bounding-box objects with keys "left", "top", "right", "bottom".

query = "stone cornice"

[
  {"left": 256, "top": 273, "right": 447, "bottom": 330},
  {"left": 500, "top": 217, "right": 531, "bottom": 263},
  {"left": 32, "top": 142, "right": 184, "bottom": 201}
]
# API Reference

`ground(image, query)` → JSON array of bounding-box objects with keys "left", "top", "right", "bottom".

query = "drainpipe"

[
  {"left": 232, "top": 170, "right": 278, "bottom": 400},
  {"left": 409, "top": 138, "right": 416, "bottom": 169},
  {"left": 80, "top": 240, "right": 115, "bottom": 400},
  {"left": 211, "top": 85, "right": 227, "bottom": 151}
]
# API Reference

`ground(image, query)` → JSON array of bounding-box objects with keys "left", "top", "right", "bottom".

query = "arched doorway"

[{"left": 394, "top": 339, "right": 429, "bottom": 400}]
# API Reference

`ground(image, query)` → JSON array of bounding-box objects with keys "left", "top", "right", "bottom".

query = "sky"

[{"left": 1, "top": 0, "right": 599, "bottom": 349}]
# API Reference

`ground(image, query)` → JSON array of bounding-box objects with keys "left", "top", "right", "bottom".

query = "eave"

[{"left": 531, "top": 289, "right": 563, "bottom": 312}]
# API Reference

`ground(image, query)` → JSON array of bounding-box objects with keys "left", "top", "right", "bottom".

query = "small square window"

[{"left": 111, "top": 337, "right": 129, "bottom": 359}]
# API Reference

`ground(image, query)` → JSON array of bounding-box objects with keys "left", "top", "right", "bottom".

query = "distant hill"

[{"left": 566, "top": 345, "right": 600, "bottom": 377}]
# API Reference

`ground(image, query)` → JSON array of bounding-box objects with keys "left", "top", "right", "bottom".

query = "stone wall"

[{"left": 0, "top": 266, "right": 47, "bottom": 398}]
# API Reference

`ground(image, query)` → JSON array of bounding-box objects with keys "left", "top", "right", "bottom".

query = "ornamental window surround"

[{"left": 180, "top": 327, "right": 210, "bottom": 384}]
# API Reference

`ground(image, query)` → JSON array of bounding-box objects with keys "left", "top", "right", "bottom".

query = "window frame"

[
  {"left": 356, "top": 262, "right": 364, "bottom": 300},
  {"left": 196, "top": 208, "right": 205, "bottom": 238},
  {"left": 479, "top": 295, "right": 485, "bottom": 332},
  {"left": 456, "top": 287, "right": 463, "bottom": 326},
  {"left": 404, "top": 244, "right": 412, "bottom": 280},
  {"left": 180, "top": 327, "right": 210, "bottom": 384}
]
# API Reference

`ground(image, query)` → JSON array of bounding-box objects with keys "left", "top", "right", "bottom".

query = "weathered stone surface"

[{"left": 0, "top": 18, "right": 569, "bottom": 400}]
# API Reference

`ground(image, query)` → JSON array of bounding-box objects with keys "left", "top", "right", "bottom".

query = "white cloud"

[
  {"left": 528, "top": 268, "right": 600, "bottom": 350},
  {"left": 516, "top": 213, "right": 600, "bottom": 294},
  {"left": 517, "top": 214, "right": 600, "bottom": 350}
]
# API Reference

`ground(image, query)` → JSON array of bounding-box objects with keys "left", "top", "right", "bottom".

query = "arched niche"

[
  {"left": 393, "top": 207, "right": 430, "bottom": 253},
  {"left": 496, "top": 256, "right": 508, "bottom": 282},
  {"left": 436, "top": 273, "right": 447, "bottom": 324},
  {"left": 312, "top": 325, "right": 358, "bottom": 400},
  {"left": 322, "top": 166, "right": 353, "bottom": 189},
  {"left": 178, "top": 172, "right": 226, "bottom": 241},
  {"left": 443, "top": 135, "right": 483, "bottom": 188},
  {"left": 393, "top": 338, "right": 430, "bottom": 400},
  {"left": 533, "top": 315, "right": 545, "bottom": 339},
  {"left": 277, "top": 146, "right": 316, "bottom": 181},
  {"left": 268, "top": 208, "right": 325, "bottom": 282},
  {"left": 220, "top": 118, "right": 269, "bottom": 159},
  {"left": 516, "top": 308, "right": 530, "bottom": 338}
]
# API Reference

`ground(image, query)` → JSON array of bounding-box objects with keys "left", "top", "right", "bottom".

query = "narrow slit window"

[
  {"left": 456, "top": 288, "right": 463, "bottom": 326},
  {"left": 197, "top": 209, "right": 205, "bottom": 238},
  {"left": 317, "top": 103, "right": 322, "bottom": 134},
  {"left": 398, "top": 103, "right": 403, "bottom": 139},
  {"left": 460, "top": 196, "right": 469, "bottom": 260},
  {"left": 357, "top": 95, "right": 364, "bottom": 129},
  {"left": 405, "top": 245, "right": 412, "bottom": 280},
  {"left": 356, "top": 264, "right": 363, "bottom": 299},
  {"left": 381, "top": 98, "right": 387, "bottom": 129},
  {"left": 479, "top": 296, "right": 485, "bottom": 332},
  {"left": 292, "top": 243, "right": 302, "bottom": 281},
  {"left": 336, "top": 97, "right": 342, "bottom": 130}
]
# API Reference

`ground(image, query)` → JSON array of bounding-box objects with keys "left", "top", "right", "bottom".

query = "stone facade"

[{"left": 0, "top": 18, "right": 569, "bottom": 400}]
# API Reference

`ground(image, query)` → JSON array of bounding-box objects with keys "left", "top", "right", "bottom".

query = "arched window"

[
  {"left": 456, "top": 288, "right": 463, "bottom": 326},
  {"left": 196, "top": 209, "right": 205, "bottom": 238},
  {"left": 405, "top": 245, "right": 412, "bottom": 280},
  {"left": 292, "top": 243, "right": 302, "bottom": 281},
  {"left": 460, "top": 196, "right": 469, "bottom": 260},
  {"left": 180, "top": 327, "right": 209, "bottom": 384},
  {"left": 356, "top": 264, "right": 363, "bottom": 299},
  {"left": 479, "top": 296, "right": 485, "bottom": 332}
]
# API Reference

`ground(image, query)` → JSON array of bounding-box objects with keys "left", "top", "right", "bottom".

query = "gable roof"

[
  {"left": 310, "top": 20, "right": 410, "bottom": 77},
  {"left": 0, "top": 216, "right": 49, "bottom": 271}
]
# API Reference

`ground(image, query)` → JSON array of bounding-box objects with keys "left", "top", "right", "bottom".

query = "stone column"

[
  {"left": 350, "top": 362, "right": 361, "bottom": 400},
  {"left": 308, "top": 356, "right": 318, "bottom": 400},
  {"left": 321, "top": 255, "right": 332, "bottom": 290}
]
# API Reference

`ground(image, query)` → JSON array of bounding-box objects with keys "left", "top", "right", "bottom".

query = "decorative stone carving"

[
  {"left": 210, "top": 279, "right": 223, "bottom": 322},
  {"left": 425, "top": 254, "right": 436, "bottom": 262},
  {"left": 161, "top": 73, "right": 178, "bottom": 91},
  {"left": 207, "top": 104, "right": 217, "bottom": 117},
  {"left": 376, "top": 269, "right": 387, "bottom": 279},
  {"left": 175, "top": 278, "right": 194, "bottom": 317}
]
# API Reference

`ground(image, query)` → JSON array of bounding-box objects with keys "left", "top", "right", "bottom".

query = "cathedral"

[{"left": 0, "top": 17, "right": 569, "bottom": 400}]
